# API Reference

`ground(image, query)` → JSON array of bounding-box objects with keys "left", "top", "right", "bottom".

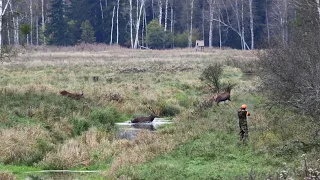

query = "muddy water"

[{"left": 115, "top": 118, "right": 173, "bottom": 140}]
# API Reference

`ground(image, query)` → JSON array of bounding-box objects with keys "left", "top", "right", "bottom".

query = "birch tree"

[
  {"left": 317, "top": 0, "right": 320, "bottom": 21},
  {"left": 188, "top": 0, "right": 194, "bottom": 48},
  {"left": 0, "top": 0, "right": 10, "bottom": 56},
  {"left": 110, "top": 6, "right": 115, "bottom": 45},
  {"left": 134, "top": 0, "right": 145, "bottom": 49},
  {"left": 164, "top": 0, "right": 168, "bottom": 31},
  {"left": 99, "top": 0, "right": 104, "bottom": 19},
  {"left": 29, "top": 0, "right": 33, "bottom": 45},
  {"left": 41, "top": 0, "right": 45, "bottom": 45},
  {"left": 170, "top": 0, "right": 173, "bottom": 33},
  {"left": 129, "top": 0, "right": 133, "bottom": 48},
  {"left": 249, "top": 0, "right": 253, "bottom": 49},
  {"left": 269, "top": 0, "right": 289, "bottom": 46},
  {"left": 116, "top": 0, "right": 119, "bottom": 44},
  {"left": 207, "top": 0, "right": 214, "bottom": 48},
  {"left": 158, "top": 0, "right": 162, "bottom": 25}
]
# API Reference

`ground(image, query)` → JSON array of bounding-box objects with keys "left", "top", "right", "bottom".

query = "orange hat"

[{"left": 241, "top": 104, "right": 247, "bottom": 109}]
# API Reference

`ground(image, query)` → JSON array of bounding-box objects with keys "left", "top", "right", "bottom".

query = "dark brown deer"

[
  {"left": 214, "top": 85, "right": 232, "bottom": 106},
  {"left": 131, "top": 106, "right": 158, "bottom": 123},
  {"left": 60, "top": 90, "right": 84, "bottom": 100}
]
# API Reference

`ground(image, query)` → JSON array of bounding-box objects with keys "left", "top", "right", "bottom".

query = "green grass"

[
  {"left": 0, "top": 47, "right": 318, "bottom": 179},
  {"left": 118, "top": 131, "right": 290, "bottom": 179}
]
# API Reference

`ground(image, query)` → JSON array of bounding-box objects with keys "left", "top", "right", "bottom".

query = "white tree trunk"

[
  {"left": 129, "top": 0, "right": 133, "bottom": 48},
  {"left": 316, "top": 0, "right": 320, "bottom": 21},
  {"left": 152, "top": 0, "right": 155, "bottom": 19},
  {"left": 141, "top": 6, "right": 145, "bottom": 46},
  {"left": 6, "top": 20, "right": 9, "bottom": 45},
  {"left": 99, "top": 0, "right": 104, "bottom": 19},
  {"left": 0, "top": 0, "right": 10, "bottom": 55},
  {"left": 105, "top": 0, "right": 107, "bottom": 7},
  {"left": 164, "top": 0, "right": 168, "bottom": 31},
  {"left": 170, "top": 3, "right": 173, "bottom": 33},
  {"left": 241, "top": 0, "right": 245, "bottom": 50},
  {"left": 41, "top": 0, "right": 45, "bottom": 45},
  {"left": 208, "top": 0, "right": 214, "bottom": 48},
  {"left": 249, "top": 0, "right": 254, "bottom": 49},
  {"left": 36, "top": 17, "right": 39, "bottom": 45},
  {"left": 266, "top": 0, "right": 270, "bottom": 44},
  {"left": 30, "top": 0, "right": 33, "bottom": 45},
  {"left": 134, "top": 0, "right": 145, "bottom": 49},
  {"left": 202, "top": 0, "right": 204, "bottom": 41},
  {"left": 116, "top": 0, "right": 119, "bottom": 44},
  {"left": 0, "top": 0, "right": 3, "bottom": 53},
  {"left": 188, "top": 0, "right": 194, "bottom": 48},
  {"left": 110, "top": 6, "right": 115, "bottom": 45},
  {"left": 158, "top": 0, "right": 162, "bottom": 25},
  {"left": 218, "top": 7, "right": 222, "bottom": 49}
]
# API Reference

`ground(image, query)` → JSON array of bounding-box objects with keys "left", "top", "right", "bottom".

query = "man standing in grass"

[{"left": 238, "top": 104, "right": 250, "bottom": 143}]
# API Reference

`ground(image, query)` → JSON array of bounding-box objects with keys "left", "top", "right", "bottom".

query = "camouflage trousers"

[{"left": 239, "top": 118, "right": 248, "bottom": 142}]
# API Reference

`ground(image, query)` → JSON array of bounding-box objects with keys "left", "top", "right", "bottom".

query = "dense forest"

[{"left": 0, "top": 0, "right": 311, "bottom": 50}]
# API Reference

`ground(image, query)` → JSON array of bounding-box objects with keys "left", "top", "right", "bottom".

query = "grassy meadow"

[{"left": 0, "top": 45, "right": 318, "bottom": 179}]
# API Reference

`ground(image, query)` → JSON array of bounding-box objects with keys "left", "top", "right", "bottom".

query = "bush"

[
  {"left": 90, "top": 107, "right": 120, "bottom": 131},
  {"left": 70, "top": 117, "right": 91, "bottom": 136},
  {"left": 200, "top": 63, "right": 223, "bottom": 92},
  {"left": 257, "top": 1, "right": 320, "bottom": 119}
]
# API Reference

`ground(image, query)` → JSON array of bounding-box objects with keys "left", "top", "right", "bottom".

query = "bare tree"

[
  {"left": 110, "top": 6, "right": 115, "bottom": 45},
  {"left": 212, "top": 0, "right": 249, "bottom": 50},
  {"left": 188, "top": 0, "right": 194, "bottom": 48},
  {"left": 258, "top": 0, "right": 320, "bottom": 118},
  {"left": 99, "top": 0, "right": 104, "bottom": 19},
  {"left": 158, "top": 0, "right": 162, "bottom": 25},
  {"left": 164, "top": 0, "right": 168, "bottom": 31},
  {"left": 41, "top": 0, "right": 45, "bottom": 45},
  {"left": 0, "top": 0, "right": 10, "bottom": 56},
  {"left": 249, "top": 0, "right": 253, "bottom": 49},
  {"left": 266, "top": 0, "right": 270, "bottom": 44},
  {"left": 317, "top": 0, "right": 320, "bottom": 21},
  {"left": 29, "top": 0, "right": 33, "bottom": 45},
  {"left": 134, "top": 0, "right": 145, "bottom": 49},
  {"left": 268, "top": 0, "right": 292, "bottom": 46},
  {"left": 207, "top": 0, "right": 215, "bottom": 48},
  {"left": 116, "top": 0, "right": 120, "bottom": 44},
  {"left": 170, "top": 0, "right": 173, "bottom": 33},
  {"left": 129, "top": 0, "right": 133, "bottom": 48}
]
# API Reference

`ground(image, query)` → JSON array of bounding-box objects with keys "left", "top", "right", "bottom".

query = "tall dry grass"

[{"left": 0, "top": 125, "right": 53, "bottom": 165}]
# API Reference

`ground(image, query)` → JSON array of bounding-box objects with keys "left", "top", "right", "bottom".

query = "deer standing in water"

[
  {"left": 60, "top": 90, "right": 84, "bottom": 100},
  {"left": 214, "top": 84, "right": 232, "bottom": 106},
  {"left": 131, "top": 106, "right": 158, "bottom": 123}
]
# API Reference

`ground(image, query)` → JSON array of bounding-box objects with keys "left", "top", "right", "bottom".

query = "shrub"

[
  {"left": 70, "top": 117, "right": 91, "bottom": 136},
  {"left": 90, "top": 107, "right": 120, "bottom": 131},
  {"left": 200, "top": 63, "right": 223, "bottom": 92}
]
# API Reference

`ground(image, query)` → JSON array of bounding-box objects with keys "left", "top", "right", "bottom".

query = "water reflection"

[{"left": 115, "top": 118, "right": 173, "bottom": 140}]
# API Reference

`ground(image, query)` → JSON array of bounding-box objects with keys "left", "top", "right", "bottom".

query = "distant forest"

[{"left": 0, "top": 0, "right": 318, "bottom": 49}]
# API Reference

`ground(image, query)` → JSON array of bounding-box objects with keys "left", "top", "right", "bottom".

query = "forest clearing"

[{"left": 0, "top": 46, "right": 318, "bottom": 179}]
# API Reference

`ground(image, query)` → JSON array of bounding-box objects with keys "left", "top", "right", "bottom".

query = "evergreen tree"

[
  {"left": 46, "top": 0, "right": 70, "bottom": 46},
  {"left": 146, "top": 19, "right": 173, "bottom": 49},
  {"left": 80, "top": 20, "right": 96, "bottom": 43}
]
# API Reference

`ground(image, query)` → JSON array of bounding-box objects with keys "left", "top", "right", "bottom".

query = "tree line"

[{"left": 0, "top": 0, "right": 319, "bottom": 51}]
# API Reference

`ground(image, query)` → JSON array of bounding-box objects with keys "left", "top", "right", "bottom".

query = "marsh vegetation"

[{"left": 0, "top": 46, "right": 318, "bottom": 179}]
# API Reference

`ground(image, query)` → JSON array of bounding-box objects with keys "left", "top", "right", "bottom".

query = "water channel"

[{"left": 115, "top": 118, "right": 173, "bottom": 140}]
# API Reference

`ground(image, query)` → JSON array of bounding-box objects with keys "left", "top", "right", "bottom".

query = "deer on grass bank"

[
  {"left": 60, "top": 90, "right": 84, "bottom": 100},
  {"left": 214, "top": 84, "right": 232, "bottom": 106},
  {"left": 131, "top": 106, "right": 158, "bottom": 123}
]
